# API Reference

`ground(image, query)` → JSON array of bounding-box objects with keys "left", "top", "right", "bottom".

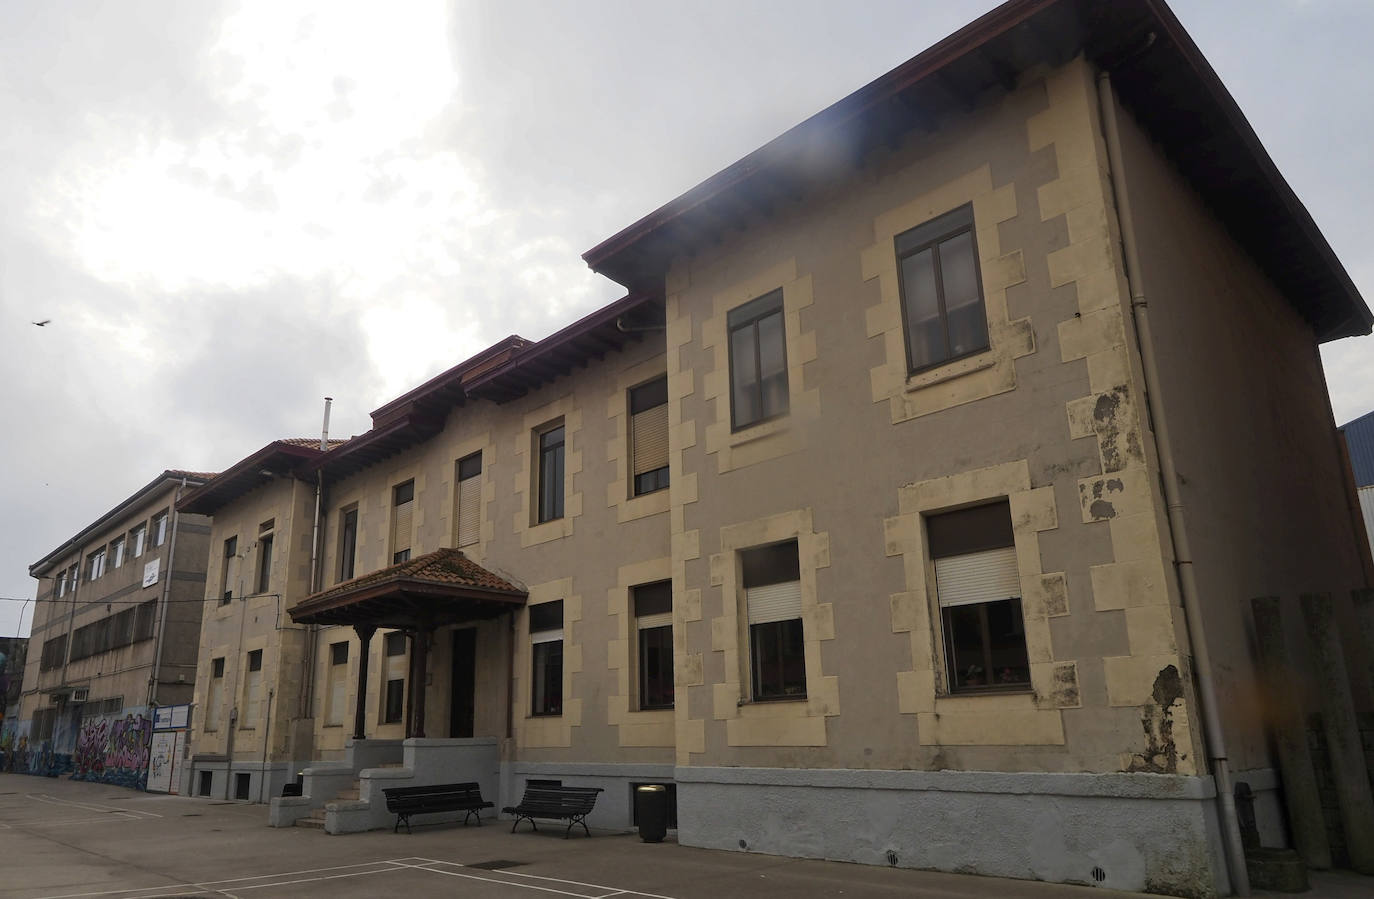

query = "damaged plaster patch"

[
  {"left": 1091, "top": 385, "right": 1144, "bottom": 474},
  {"left": 1079, "top": 476, "right": 1125, "bottom": 521},
  {"left": 1127, "top": 665, "right": 1183, "bottom": 773},
  {"left": 1037, "top": 661, "right": 1080, "bottom": 709}
]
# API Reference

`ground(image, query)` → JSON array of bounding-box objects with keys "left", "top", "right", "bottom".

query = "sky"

[{"left": 1, "top": 0, "right": 1371, "bottom": 637}]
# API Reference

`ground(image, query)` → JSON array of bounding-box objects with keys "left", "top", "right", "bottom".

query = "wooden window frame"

[
  {"left": 894, "top": 204, "right": 989, "bottom": 375},
  {"left": 726, "top": 290, "right": 789, "bottom": 432}
]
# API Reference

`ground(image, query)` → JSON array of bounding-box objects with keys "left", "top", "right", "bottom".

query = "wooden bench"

[
  {"left": 382, "top": 782, "right": 493, "bottom": 834},
  {"left": 502, "top": 785, "right": 604, "bottom": 838}
]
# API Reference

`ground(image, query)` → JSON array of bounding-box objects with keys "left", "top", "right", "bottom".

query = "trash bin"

[{"left": 635, "top": 784, "right": 668, "bottom": 843}]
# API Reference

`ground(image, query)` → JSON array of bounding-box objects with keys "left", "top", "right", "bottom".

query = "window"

[
  {"left": 743, "top": 541, "right": 806, "bottom": 701},
  {"left": 338, "top": 508, "right": 358, "bottom": 582},
  {"left": 101, "top": 696, "right": 123, "bottom": 716},
  {"left": 135, "top": 599, "right": 156, "bottom": 641},
  {"left": 326, "top": 641, "right": 348, "bottom": 726},
  {"left": 727, "top": 290, "right": 789, "bottom": 430},
  {"left": 33, "top": 708, "right": 57, "bottom": 742},
  {"left": 206, "top": 657, "right": 225, "bottom": 731},
  {"left": 88, "top": 547, "right": 106, "bottom": 581},
  {"left": 455, "top": 453, "right": 482, "bottom": 547},
  {"left": 536, "top": 424, "right": 565, "bottom": 523},
  {"left": 56, "top": 568, "right": 68, "bottom": 598},
  {"left": 896, "top": 204, "right": 988, "bottom": 373},
  {"left": 130, "top": 524, "right": 146, "bottom": 558},
  {"left": 110, "top": 537, "right": 126, "bottom": 569},
  {"left": 256, "top": 521, "right": 274, "bottom": 594},
  {"left": 40, "top": 634, "right": 67, "bottom": 671},
  {"left": 391, "top": 481, "right": 414, "bottom": 564},
  {"left": 633, "top": 581, "right": 673, "bottom": 710},
  {"left": 629, "top": 377, "right": 670, "bottom": 496},
  {"left": 928, "top": 501, "right": 1028, "bottom": 693},
  {"left": 383, "top": 631, "right": 407, "bottom": 724},
  {"left": 67, "top": 563, "right": 79, "bottom": 592},
  {"left": 242, "top": 649, "right": 263, "bottom": 727},
  {"left": 152, "top": 511, "right": 169, "bottom": 548},
  {"left": 529, "top": 600, "right": 563, "bottom": 716},
  {"left": 220, "top": 536, "right": 238, "bottom": 603}
]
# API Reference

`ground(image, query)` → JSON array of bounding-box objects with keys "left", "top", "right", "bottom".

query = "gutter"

[{"left": 1096, "top": 70, "right": 1251, "bottom": 895}]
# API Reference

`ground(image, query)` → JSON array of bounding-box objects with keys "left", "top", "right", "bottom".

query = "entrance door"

[{"left": 450, "top": 628, "right": 476, "bottom": 738}]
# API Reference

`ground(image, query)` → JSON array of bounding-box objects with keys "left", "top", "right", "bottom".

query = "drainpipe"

[
  {"left": 258, "top": 687, "right": 274, "bottom": 803},
  {"left": 148, "top": 476, "right": 189, "bottom": 708},
  {"left": 1096, "top": 71, "right": 1250, "bottom": 896},
  {"left": 303, "top": 398, "right": 332, "bottom": 718}
]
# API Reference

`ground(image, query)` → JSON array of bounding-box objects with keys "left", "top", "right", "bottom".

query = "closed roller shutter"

[
  {"left": 934, "top": 546, "right": 1020, "bottom": 608},
  {"left": 632, "top": 403, "right": 669, "bottom": 475},
  {"left": 746, "top": 580, "right": 802, "bottom": 625},
  {"left": 457, "top": 476, "right": 481, "bottom": 546}
]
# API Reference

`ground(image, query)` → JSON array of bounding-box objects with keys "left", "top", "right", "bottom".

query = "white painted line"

[
  {"left": 391, "top": 860, "right": 603, "bottom": 897},
  {"left": 409, "top": 857, "right": 679, "bottom": 899},
  {"left": 27, "top": 793, "right": 162, "bottom": 818},
  {"left": 29, "top": 860, "right": 409, "bottom": 899}
]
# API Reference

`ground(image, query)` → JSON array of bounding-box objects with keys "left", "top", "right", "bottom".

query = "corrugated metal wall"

[
  {"left": 1359, "top": 486, "right": 1374, "bottom": 565},
  {"left": 1341, "top": 410, "right": 1374, "bottom": 488}
]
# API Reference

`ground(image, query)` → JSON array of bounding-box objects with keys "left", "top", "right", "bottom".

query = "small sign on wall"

[{"left": 142, "top": 558, "right": 160, "bottom": 587}]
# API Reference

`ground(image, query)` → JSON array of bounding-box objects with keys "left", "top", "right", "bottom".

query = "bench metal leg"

[
  {"left": 510, "top": 815, "right": 537, "bottom": 833},
  {"left": 394, "top": 814, "right": 412, "bottom": 834}
]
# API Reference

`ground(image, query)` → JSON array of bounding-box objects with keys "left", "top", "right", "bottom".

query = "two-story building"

[
  {"left": 177, "top": 1, "right": 1372, "bottom": 895},
  {"left": 11, "top": 471, "right": 212, "bottom": 787}
]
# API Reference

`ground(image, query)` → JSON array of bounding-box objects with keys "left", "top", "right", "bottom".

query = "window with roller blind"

[
  {"left": 391, "top": 480, "right": 414, "bottom": 564},
  {"left": 742, "top": 541, "right": 806, "bottom": 701},
  {"left": 529, "top": 600, "right": 563, "bottom": 716},
  {"left": 927, "top": 501, "right": 1029, "bottom": 693},
  {"left": 326, "top": 641, "right": 348, "bottom": 727},
  {"left": 455, "top": 453, "right": 482, "bottom": 547},
  {"left": 633, "top": 581, "right": 673, "bottom": 709},
  {"left": 629, "top": 377, "right": 669, "bottom": 497}
]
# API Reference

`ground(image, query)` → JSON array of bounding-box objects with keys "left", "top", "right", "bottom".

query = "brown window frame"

[
  {"left": 895, "top": 204, "right": 989, "bottom": 375},
  {"left": 726, "top": 290, "right": 789, "bottom": 431}
]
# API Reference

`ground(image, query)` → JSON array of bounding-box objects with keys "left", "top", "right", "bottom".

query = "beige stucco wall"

[
  {"left": 660, "top": 56, "right": 1201, "bottom": 775},
  {"left": 1112, "top": 93, "right": 1373, "bottom": 772},
  {"left": 190, "top": 476, "right": 315, "bottom": 764}
]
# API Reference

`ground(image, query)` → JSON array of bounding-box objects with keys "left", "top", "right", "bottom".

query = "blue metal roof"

[{"left": 1341, "top": 409, "right": 1374, "bottom": 487}]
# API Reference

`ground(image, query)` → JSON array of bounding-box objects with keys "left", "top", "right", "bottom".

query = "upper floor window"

[
  {"left": 88, "top": 547, "right": 107, "bottom": 581},
  {"left": 110, "top": 536, "right": 126, "bottom": 569},
  {"left": 151, "top": 511, "right": 169, "bottom": 548},
  {"left": 455, "top": 453, "right": 482, "bottom": 547},
  {"left": 256, "top": 520, "right": 274, "bottom": 594},
  {"left": 339, "top": 507, "right": 358, "bottom": 582},
  {"left": 742, "top": 540, "right": 805, "bottom": 701},
  {"left": 391, "top": 481, "right": 414, "bottom": 564},
  {"left": 383, "top": 631, "right": 408, "bottom": 724},
  {"left": 629, "top": 377, "right": 669, "bottom": 496},
  {"left": 633, "top": 581, "right": 673, "bottom": 710},
  {"left": 896, "top": 204, "right": 988, "bottom": 373},
  {"left": 205, "top": 657, "right": 225, "bottom": 731},
  {"left": 927, "top": 501, "right": 1028, "bottom": 693},
  {"left": 40, "top": 634, "right": 67, "bottom": 671},
  {"left": 220, "top": 536, "right": 238, "bottom": 603},
  {"left": 727, "top": 290, "right": 788, "bottom": 430},
  {"left": 130, "top": 524, "right": 147, "bottom": 558},
  {"left": 536, "top": 424, "right": 565, "bottom": 524},
  {"left": 56, "top": 568, "right": 68, "bottom": 598}
]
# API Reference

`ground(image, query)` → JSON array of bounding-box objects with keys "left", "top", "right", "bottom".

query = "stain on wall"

[{"left": 1128, "top": 665, "right": 1184, "bottom": 774}]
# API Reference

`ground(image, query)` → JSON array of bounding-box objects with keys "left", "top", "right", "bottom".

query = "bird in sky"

[{"left": 32, "top": 320, "right": 50, "bottom": 326}]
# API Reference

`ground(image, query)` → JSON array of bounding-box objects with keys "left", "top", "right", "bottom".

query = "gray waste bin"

[{"left": 635, "top": 784, "right": 668, "bottom": 843}]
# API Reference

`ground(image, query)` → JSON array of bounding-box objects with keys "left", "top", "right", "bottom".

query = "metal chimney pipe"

[{"left": 319, "top": 397, "right": 333, "bottom": 450}]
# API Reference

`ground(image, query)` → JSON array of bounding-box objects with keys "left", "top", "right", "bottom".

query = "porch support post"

[
  {"left": 352, "top": 624, "right": 376, "bottom": 740},
  {"left": 411, "top": 619, "right": 431, "bottom": 739}
]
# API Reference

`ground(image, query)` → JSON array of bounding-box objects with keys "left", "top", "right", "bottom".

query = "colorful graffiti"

[
  {"left": 71, "top": 713, "right": 152, "bottom": 789},
  {"left": 0, "top": 729, "right": 73, "bottom": 778}
]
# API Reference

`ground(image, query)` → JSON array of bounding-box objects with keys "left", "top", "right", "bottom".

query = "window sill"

[
  {"left": 905, "top": 351, "right": 996, "bottom": 393},
  {"left": 322, "top": 723, "right": 344, "bottom": 729},
  {"left": 727, "top": 414, "right": 790, "bottom": 448},
  {"left": 529, "top": 712, "right": 563, "bottom": 719},
  {"left": 933, "top": 689, "right": 1035, "bottom": 714},
  {"left": 743, "top": 694, "right": 808, "bottom": 705}
]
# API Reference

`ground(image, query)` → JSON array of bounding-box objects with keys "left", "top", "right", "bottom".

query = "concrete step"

[
  {"left": 294, "top": 816, "right": 325, "bottom": 830},
  {"left": 335, "top": 789, "right": 359, "bottom": 800}
]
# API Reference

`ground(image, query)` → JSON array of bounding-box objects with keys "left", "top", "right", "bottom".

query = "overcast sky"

[{"left": 2, "top": 0, "right": 1371, "bottom": 637}]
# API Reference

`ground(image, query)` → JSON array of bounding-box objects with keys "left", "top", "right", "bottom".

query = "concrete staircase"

[{"left": 294, "top": 778, "right": 361, "bottom": 830}]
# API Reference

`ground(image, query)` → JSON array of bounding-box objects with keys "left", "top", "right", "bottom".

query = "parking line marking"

[
  {"left": 29, "top": 860, "right": 411, "bottom": 899},
  {"left": 406, "top": 857, "right": 679, "bottom": 899},
  {"left": 27, "top": 793, "right": 162, "bottom": 818}
]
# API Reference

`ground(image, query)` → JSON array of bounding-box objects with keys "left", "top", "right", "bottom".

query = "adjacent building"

[
  {"left": 174, "top": 1, "right": 1372, "bottom": 895},
  {"left": 1341, "top": 409, "right": 1374, "bottom": 573},
  {"left": 9, "top": 471, "right": 213, "bottom": 786}
]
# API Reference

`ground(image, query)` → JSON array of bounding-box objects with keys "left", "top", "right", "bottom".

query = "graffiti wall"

[
  {"left": 71, "top": 711, "right": 152, "bottom": 789},
  {"left": 0, "top": 727, "right": 74, "bottom": 778}
]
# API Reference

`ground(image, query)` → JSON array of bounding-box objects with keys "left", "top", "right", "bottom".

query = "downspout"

[
  {"left": 148, "top": 477, "right": 188, "bottom": 708},
  {"left": 1096, "top": 71, "right": 1251, "bottom": 896},
  {"left": 258, "top": 687, "right": 274, "bottom": 803},
  {"left": 506, "top": 611, "right": 515, "bottom": 740},
  {"left": 302, "top": 398, "right": 332, "bottom": 719}
]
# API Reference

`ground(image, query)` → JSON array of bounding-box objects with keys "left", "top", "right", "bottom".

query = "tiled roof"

[
  {"left": 165, "top": 469, "right": 219, "bottom": 481},
  {"left": 308, "top": 547, "right": 524, "bottom": 603},
  {"left": 276, "top": 438, "right": 348, "bottom": 449}
]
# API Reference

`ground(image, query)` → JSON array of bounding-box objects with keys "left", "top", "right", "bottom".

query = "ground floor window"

[
  {"left": 742, "top": 541, "right": 806, "bottom": 701},
  {"left": 633, "top": 581, "right": 673, "bottom": 710},
  {"left": 927, "top": 500, "right": 1029, "bottom": 692},
  {"left": 383, "top": 631, "right": 407, "bottom": 724},
  {"left": 530, "top": 600, "right": 563, "bottom": 716}
]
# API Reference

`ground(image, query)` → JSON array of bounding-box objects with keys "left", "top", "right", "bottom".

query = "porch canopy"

[{"left": 289, "top": 547, "right": 526, "bottom": 739}]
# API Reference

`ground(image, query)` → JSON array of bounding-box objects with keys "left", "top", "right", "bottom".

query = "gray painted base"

[
  {"left": 186, "top": 758, "right": 302, "bottom": 804},
  {"left": 675, "top": 766, "right": 1240, "bottom": 898}
]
